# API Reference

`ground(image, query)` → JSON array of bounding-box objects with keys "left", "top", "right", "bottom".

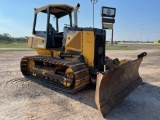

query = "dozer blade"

[{"left": 95, "top": 56, "right": 144, "bottom": 117}]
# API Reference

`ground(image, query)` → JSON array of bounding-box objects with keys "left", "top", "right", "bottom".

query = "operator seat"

[
  {"left": 48, "top": 23, "right": 56, "bottom": 47},
  {"left": 49, "top": 23, "right": 56, "bottom": 34}
]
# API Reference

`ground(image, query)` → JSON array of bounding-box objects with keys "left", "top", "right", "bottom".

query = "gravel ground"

[{"left": 0, "top": 49, "right": 160, "bottom": 120}]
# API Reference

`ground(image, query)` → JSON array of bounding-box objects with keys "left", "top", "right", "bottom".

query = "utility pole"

[
  {"left": 111, "top": 27, "right": 114, "bottom": 46},
  {"left": 91, "top": 0, "right": 98, "bottom": 28},
  {"left": 141, "top": 28, "right": 145, "bottom": 43},
  {"left": 141, "top": 28, "right": 142, "bottom": 43}
]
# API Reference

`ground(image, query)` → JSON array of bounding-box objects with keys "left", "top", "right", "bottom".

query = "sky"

[{"left": 0, "top": 0, "right": 160, "bottom": 41}]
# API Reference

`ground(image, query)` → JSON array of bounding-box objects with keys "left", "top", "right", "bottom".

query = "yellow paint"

[
  {"left": 64, "top": 57, "right": 78, "bottom": 61},
  {"left": 29, "top": 30, "right": 96, "bottom": 68},
  {"left": 36, "top": 49, "right": 61, "bottom": 58},
  {"left": 103, "top": 23, "right": 113, "bottom": 29},
  {"left": 27, "top": 59, "right": 35, "bottom": 72},
  {"left": 28, "top": 36, "right": 46, "bottom": 49},
  {"left": 65, "top": 31, "right": 82, "bottom": 52},
  {"left": 28, "top": 37, "right": 33, "bottom": 47},
  {"left": 82, "top": 31, "right": 95, "bottom": 67},
  {"left": 119, "top": 59, "right": 128, "bottom": 65},
  {"left": 154, "top": 40, "right": 160, "bottom": 44}
]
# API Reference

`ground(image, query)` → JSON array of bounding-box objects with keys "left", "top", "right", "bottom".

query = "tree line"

[{"left": 0, "top": 33, "right": 28, "bottom": 43}]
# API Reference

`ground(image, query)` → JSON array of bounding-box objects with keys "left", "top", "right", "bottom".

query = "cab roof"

[{"left": 34, "top": 4, "right": 74, "bottom": 18}]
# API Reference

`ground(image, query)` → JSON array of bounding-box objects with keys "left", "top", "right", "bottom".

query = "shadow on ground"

[{"left": 3, "top": 77, "right": 160, "bottom": 120}]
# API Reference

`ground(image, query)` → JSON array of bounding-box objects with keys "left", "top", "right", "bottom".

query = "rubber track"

[{"left": 20, "top": 55, "right": 90, "bottom": 93}]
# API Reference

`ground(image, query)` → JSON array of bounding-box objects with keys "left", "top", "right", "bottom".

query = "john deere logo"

[
  {"left": 101, "top": 7, "right": 116, "bottom": 18},
  {"left": 107, "top": 9, "right": 111, "bottom": 15}
]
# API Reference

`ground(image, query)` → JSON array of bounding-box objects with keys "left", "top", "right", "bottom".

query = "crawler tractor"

[{"left": 20, "top": 3, "right": 147, "bottom": 117}]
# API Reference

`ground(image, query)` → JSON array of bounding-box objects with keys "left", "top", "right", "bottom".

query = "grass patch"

[
  {"left": 0, "top": 42, "right": 27, "bottom": 48},
  {"left": 1, "top": 42, "right": 159, "bottom": 50},
  {"left": 0, "top": 50, "right": 35, "bottom": 52},
  {"left": 106, "top": 43, "right": 160, "bottom": 50},
  {"left": 106, "top": 44, "right": 135, "bottom": 50}
]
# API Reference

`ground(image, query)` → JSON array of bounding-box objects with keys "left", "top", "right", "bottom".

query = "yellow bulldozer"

[{"left": 20, "top": 3, "right": 147, "bottom": 117}]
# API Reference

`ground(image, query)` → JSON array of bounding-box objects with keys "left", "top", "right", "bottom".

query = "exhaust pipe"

[{"left": 74, "top": 3, "right": 80, "bottom": 27}]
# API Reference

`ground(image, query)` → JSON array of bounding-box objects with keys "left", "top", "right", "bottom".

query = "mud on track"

[{"left": 0, "top": 50, "right": 160, "bottom": 120}]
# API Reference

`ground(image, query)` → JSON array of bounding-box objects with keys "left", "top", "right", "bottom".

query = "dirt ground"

[{"left": 0, "top": 49, "right": 160, "bottom": 120}]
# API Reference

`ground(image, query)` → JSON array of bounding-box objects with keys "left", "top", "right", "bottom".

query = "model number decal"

[{"left": 37, "top": 44, "right": 45, "bottom": 48}]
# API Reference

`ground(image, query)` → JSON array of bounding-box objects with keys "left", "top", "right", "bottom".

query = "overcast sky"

[{"left": 0, "top": 0, "right": 160, "bottom": 41}]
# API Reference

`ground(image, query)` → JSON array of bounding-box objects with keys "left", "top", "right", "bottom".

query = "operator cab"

[{"left": 32, "top": 4, "right": 74, "bottom": 49}]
